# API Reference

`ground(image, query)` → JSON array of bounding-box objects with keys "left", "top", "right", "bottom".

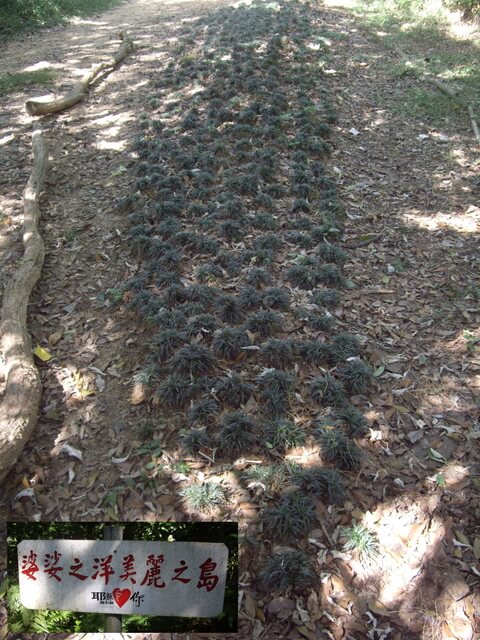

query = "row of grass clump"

[{"left": 119, "top": 0, "right": 374, "bottom": 594}]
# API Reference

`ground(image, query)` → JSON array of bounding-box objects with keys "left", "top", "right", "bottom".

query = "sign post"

[
  {"left": 103, "top": 525, "right": 123, "bottom": 633},
  {"left": 17, "top": 538, "right": 228, "bottom": 620}
]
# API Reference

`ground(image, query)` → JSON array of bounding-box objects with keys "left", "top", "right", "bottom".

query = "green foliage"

[
  {"left": 294, "top": 339, "right": 332, "bottom": 366},
  {"left": 216, "top": 294, "right": 245, "bottom": 324},
  {"left": 316, "top": 264, "right": 345, "bottom": 288},
  {"left": 263, "top": 491, "right": 317, "bottom": 542},
  {"left": 152, "top": 329, "right": 186, "bottom": 360},
  {"left": 260, "top": 551, "right": 317, "bottom": 593},
  {"left": 262, "top": 287, "right": 290, "bottom": 310},
  {"left": 185, "top": 313, "right": 219, "bottom": 338},
  {"left": 245, "top": 267, "right": 272, "bottom": 288},
  {"left": 0, "top": 0, "right": 122, "bottom": 39},
  {"left": 0, "top": 69, "right": 56, "bottom": 95},
  {"left": 156, "top": 375, "right": 194, "bottom": 410},
  {"left": 448, "top": 0, "right": 480, "bottom": 16},
  {"left": 196, "top": 262, "right": 223, "bottom": 283},
  {"left": 331, "top": 333, "right": 360, "bottom": 361},
  {"left": 238, "top": 286, "right": 263, "bottom": 310},
  {"left": 311, "top": 288, "right": 340, "bottom": 308},
  {"left": 187, "top": 397, "right": 219, "bottom": 425},
  {"left": 245, "top": 310, "right": 283, "bottom": 337},
  {"left": 317, "top": 243, "right": 347, "bottom": 265},
  {"left": 351, "top": 0, "right": 480, "bottom": 121},
  {"left": 287, "top": 265, "right": 318, "bottom": 290},
  {"left": 260, "top": 338, "right": 294, "bottom": 369}
]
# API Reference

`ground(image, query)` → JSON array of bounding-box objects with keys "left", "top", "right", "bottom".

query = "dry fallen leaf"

[
  {"left": 59, "top": 443, "right": 84, "bottom": 462},
  {"left": 48, "top": 330, "right": 63, "bottom": 346},
  {"left": 130, "top": 382, "right": 148, "bottom": 405},
  {"left": 473, "top": 537, "right": 480, "bottom": 560}
]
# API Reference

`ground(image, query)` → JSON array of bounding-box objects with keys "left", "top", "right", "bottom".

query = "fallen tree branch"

[
  {"left": 393, "top": 44, "right": 458, "bottom": 98},
  {"left": 468, "top": 104, "right": 480, "bottom": 145},
  {"left": 25, "top": 31, "right": 134, "bottom": 116},
  {"left": 424, "top": 74, "right": 457, "bottom": 98},
  {"left": 0, "top": 123, "right": 48, "bottom": 484}
]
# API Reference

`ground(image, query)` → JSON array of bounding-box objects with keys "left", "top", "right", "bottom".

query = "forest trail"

[{"left": 0, "top": 0, "right": 479, "bottom": 637}]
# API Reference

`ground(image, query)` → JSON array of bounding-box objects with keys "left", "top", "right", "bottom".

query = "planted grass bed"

[{"left": 120, "top": 0, "right": 375, "bottom": 595}]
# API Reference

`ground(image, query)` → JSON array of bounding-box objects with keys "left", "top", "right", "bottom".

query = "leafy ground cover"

[{"left": 119, "top": 0, "right": 377, "bottom": 596}]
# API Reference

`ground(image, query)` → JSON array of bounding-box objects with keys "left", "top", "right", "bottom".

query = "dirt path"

[{"left": 0, "top": 0, "right": 479, "bottom": 638}]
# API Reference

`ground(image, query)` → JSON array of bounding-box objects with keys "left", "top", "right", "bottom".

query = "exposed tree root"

[
  {"left": 25, "top": 31, "right": 134, "bottom": 116},
  {"left": 0, "top": 124, "right": 48, "bottom": 484}
]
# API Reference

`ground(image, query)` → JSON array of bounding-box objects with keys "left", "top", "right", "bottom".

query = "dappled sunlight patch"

[
  {"left": 402, "top": 206, "right": 479, "bottom": 233},
  {"left": 336, "top": 494, "right": 469, "bottom": 633}
]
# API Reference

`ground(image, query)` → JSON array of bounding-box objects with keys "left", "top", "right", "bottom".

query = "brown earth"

[{"left": 0, "top": 0, "right": 479, "bottom": 638}]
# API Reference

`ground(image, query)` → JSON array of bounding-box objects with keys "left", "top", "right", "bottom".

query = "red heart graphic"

[{"left": 112, "top": 588, "right": 131, "bottom": 608}]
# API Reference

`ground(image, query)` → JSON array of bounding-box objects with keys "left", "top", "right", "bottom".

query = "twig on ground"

[{"left": 344, "top": 233, "right": 382, "bottom": 249}]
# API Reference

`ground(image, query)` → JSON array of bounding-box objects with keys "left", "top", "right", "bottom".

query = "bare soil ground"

[{"left": 0, "top": 0, "right": 479, "bottom": 638}]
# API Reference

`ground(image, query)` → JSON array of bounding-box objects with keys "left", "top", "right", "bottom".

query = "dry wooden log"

[
  {"left": 25, "top": 31, "right": 134, "bottom": 116},
  {"left": 0, "top": 123, "right": 48, "bottom": 484},
  {"left": 424, "top": 74, "right": 457, "bottom": 98}
]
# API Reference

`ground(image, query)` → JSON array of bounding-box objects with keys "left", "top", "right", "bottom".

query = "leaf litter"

[{"left": 0, "top": 0, "right": 478, "bottom": 637}]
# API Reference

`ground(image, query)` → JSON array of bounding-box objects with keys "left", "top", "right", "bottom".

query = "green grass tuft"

[
  {"left": 310, "top": 375, "right": 346, "bottom": 407},
  {"left": 257, "top": 369, "right": 295, "bottom": 418},
  {"left": 263, "top": 491, "right": 317, "bottom": 542},
  {"left": 316, "top": 427, "right": 362, "bottom": 470},
  {"left": 180, "top": 427, "right": 213, "bottom": 454},
  {"left": 243, "top": 464, "right": 288, "bottom": 494},
  {"left": 264, "top": 419, "right": 306, "bottom": 451},
  {"left": 179, "top": 482, "right": 225, "bottom": 513},
  {"left": 0, "top": 69, "right": 56, "bottom": 95},
  {"left": 169, "top": 344, "right": 216, "bottom": 377},
  {"left": 340, "top": 523, "right": 379, "bottom": 561},
  {"left": 218, "top": 410, "right": 257, "bottom": 456},
  {"left": 338, "top": 358, "right": 373, "bottom": 394},
  {"left": 260, "top": 551, "right": 316, "bottom": 593},
  {"left": 290, "top": 464, "right": 346, "bottom": 504}
]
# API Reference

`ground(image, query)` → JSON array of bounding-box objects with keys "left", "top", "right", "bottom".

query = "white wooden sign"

[{"left": 18, "top": 540, "right": 228, "bottom": 617}]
